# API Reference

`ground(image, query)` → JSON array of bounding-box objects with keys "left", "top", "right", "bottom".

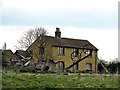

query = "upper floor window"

[
  {"left": 85, "top": 50, "right": 90, "bottom": 56},
  {"left": 58, "top": 47, "right": 64, "bottom": 55},
  {"left": 85, "top": 50, "right": 92, "bottom": 58},
  {"left": 73, "top": 48, "right": 79, "bottom": 57},
  {"left": 39, "top": 47, "right": 44, "bottom": 55}
]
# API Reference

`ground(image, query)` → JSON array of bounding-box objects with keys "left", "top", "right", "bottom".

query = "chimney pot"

[{"left": 56, "top": 27, "right": 60, "bottom": 32}]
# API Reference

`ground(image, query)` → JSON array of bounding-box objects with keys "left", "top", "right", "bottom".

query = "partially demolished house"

[
  {"left": 27, "top": 27, "right": 98, "bottom": 73},
  {"left": 2, "top": 50, "right": 19, "bottom": 65},
  {"left": 2, "top": 27, "right": 98, "bottom": 73},
  {"left": 15, "top": 50, "right": 32, "bottom": 66},
  {"left": 2, "top": 49, "right": 33, "bottom": 67}
]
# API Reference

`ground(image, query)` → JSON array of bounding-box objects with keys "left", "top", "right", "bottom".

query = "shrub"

[
  {"left": 39, "top": 70, "right": 56, "bottom": 74},
  {"left": 19, "top": 67, "right": 36, "bottom": 73},
  {"left": 63, "top": 70, "right": 68, "bottom": 75}
]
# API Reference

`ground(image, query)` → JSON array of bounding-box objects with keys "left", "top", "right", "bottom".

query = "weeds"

[{"left": 2, "top": 71, "right": 119, "bottom": 89}]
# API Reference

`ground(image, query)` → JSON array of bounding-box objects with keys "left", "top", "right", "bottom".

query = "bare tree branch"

[{"left": 15, "top": 27, "right": 48, "bottom": 50}]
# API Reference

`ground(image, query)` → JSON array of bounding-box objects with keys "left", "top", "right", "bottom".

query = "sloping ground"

[
  {"left": 2, "top": 71, "right": 119, "bottom": 89},
  {"left": 0, "top": 73, "right": 2, "bottom": 90}
]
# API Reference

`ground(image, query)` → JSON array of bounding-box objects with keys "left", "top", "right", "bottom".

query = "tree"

[
  {"left": 97, "top": 59, "right": 109, "bottom": 73},
  {"left": 39, "top": 31, "right": 46, "bottom": 60},
  {"left": 107, "top": 59, "right": 120, "bottom": 74},
  {"left": 98, "top": 58, "right": 120, "bottom": 74},
  {"left": 15, "top": 27, "right": 48, "bottom": 50}
]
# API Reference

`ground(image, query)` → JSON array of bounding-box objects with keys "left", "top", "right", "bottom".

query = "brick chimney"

[{"left": 55, "top": 27, "right": 61, "bottom": 38}]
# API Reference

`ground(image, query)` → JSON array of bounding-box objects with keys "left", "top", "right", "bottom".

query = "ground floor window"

[
  {"left": 86, "top": 63, "right": 92, "bottom": 70},
  {"left": 58, "top": 61, "right": 64, "bottom": 70},
  {"left": 73, "top": 63, "right": 78, "bottom": 70}
]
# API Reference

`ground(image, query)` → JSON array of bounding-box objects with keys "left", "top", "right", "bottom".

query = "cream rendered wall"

[
  {"left": 52, "top": 47, "right": 98, "bottom": 72},
  {"left": 27, "top": 38, "right": 98, "bottom": 72}
]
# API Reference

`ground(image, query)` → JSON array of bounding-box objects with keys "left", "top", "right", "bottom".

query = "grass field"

[{"left": 2, "top": 71, "right": 119, "bottom": 89}]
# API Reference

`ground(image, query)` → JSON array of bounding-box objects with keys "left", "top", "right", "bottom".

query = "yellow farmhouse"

[{"left": 27, "top": 27, "right": 98, "bottom": 73}]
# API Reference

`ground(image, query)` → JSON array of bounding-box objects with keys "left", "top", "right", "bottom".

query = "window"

[
  {"left": 39, "top": 47, "right": 44, "bottom": 55},
  {"left": 85, "top": 50, "right": 90, "bottom": 56},
  {"left": 85, "top": 50, "right": 92, "bottom": 58},
  {"left": 73, "top": 48, "right": 79, "bottom": 57},
  {"left": 58, "top": 61, "right": 64, "bottom": 70},
  {"left": 73, "top": 63, "right": 78, "bottom": 70},
  {"left": 58, "top": 47, "right": 64, "bottom": 55},
  {"left": 86, "top": 63, "right": 92, "bottom": 70}
]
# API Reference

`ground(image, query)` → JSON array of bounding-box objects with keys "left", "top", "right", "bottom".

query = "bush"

[
  {"left": 19, "top": 66, "right": 57, "bottom": 74},
  {"left": 63, "top": 70, "right": 68, "bottom": 75},
  {"left": 81, "top": 70, "right": 86, "bottom": 73},
  {"left": 19, "top": 67, "right": 36, "bottom": 73},
  {"left": 38, "top": 70, "right": 56, "bottom": 74},
  {"left": 66, "top": 69, "right": 73, "bottom": 73}
]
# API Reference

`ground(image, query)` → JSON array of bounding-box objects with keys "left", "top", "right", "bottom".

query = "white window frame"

[
  {"left": 85, "top": 50, "right": 90, "bottom": 56},
  {"left": 58, "top": 47, "right": 64, "bottom": 55},
  {"left": 58, "top": 61, "right": 64, "bottom": 70},
  {"left": 73, "top": 48, "right": 79, "bottom": 56},
  {"left": 86, "top": 63, "right": 92, "bottom": 70}
]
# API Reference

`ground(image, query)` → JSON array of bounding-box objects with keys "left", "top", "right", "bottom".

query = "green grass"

[
  {"left": 2, "top": 71, "right": 119, "bottom": 89},
  {"left": 0, "top": 72, "right": 2, "bottom": 89}
]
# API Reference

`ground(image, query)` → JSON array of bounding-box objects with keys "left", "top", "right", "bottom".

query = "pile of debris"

[{"left": 2, "top": 49, "right": 57, "bottom": 72}]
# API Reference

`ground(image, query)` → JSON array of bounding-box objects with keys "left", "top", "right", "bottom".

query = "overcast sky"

[{"left": 0, "top": 0, "right": 118, "bottom": 61}]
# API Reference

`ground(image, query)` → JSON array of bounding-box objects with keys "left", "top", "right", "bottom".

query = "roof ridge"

[
  {"left": 27, "top": 35, "right": 98, "bottom": 50},
  {"left": 61, "top": 37, "right": 87, "bottom": 41},
  {"left": 45, "top": 35, "right": 87, "bottom": 41}
]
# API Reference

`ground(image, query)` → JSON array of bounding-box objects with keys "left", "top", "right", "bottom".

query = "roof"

[
  {"left": 44, "top": 36, "right": 98, "bottom": 50},
  {"left": 15, "top": 50, "right": 31, "bottom": 58},
  {"left": 2, "top": 50, "right": 19, "bottom": 61},
  {"left": 46, "top": 36, "right": 97, "bottom": 49},
  {"left": 27, "top": 35, "right": 98, "bottom": 50}
]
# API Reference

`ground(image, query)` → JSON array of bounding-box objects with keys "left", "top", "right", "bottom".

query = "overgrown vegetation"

[
  {"left": 98, "top": 59, "right": 120, "bottom": 74},
  {"left": 2, "top": 71, "right": 119, "bottom": 89}
]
